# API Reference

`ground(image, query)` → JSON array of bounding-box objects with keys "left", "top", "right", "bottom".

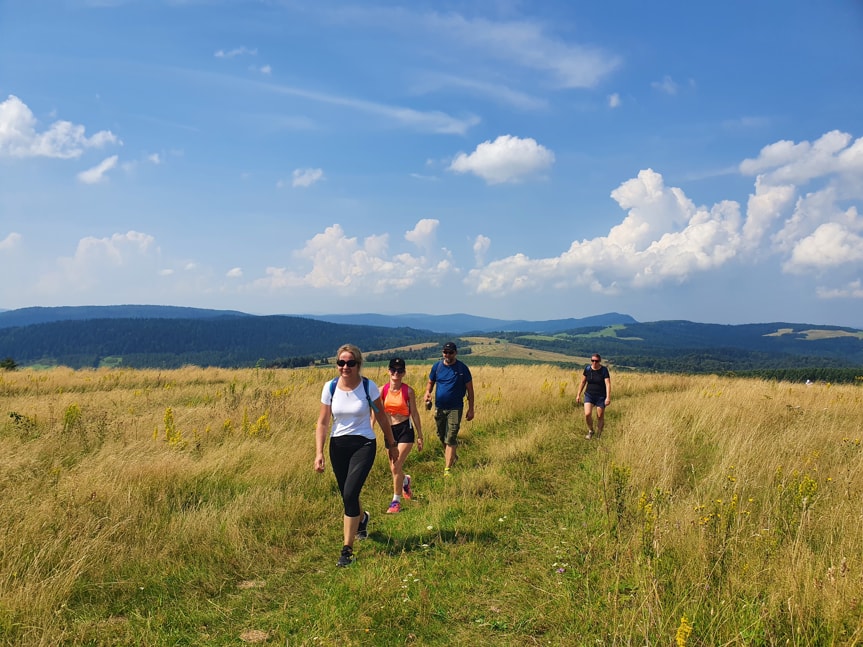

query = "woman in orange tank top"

[{"left": 374, "top": 357, "right": 424, "bottom": 513}]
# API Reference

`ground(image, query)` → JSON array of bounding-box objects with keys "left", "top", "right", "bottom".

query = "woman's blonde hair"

[{"left": 336, "top": 344, "right": 363, "bottom": 366}]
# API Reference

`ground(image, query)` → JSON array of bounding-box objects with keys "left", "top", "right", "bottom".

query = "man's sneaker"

[
  {"left": 386, "top": 500, "right": 401, "bottom": 514},
  {"left": 356, "top": 511, "right": 369, "bottom": 540},
  {"left": 403, "top": 475, "right": 413, "bottom": 500},
  {"left": 336, "top": 545, "right": 354, "bottom": 567},
  {"left": 444, "top": 467, "right": 451, "bottom": 478},
  {"left": 585, "top": 430, "right": 594, "bottom": 439}
]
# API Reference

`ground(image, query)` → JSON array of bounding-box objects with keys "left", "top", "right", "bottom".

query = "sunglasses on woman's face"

[{"left": 337, "top": 359, "right": 358, "bottom": 367}]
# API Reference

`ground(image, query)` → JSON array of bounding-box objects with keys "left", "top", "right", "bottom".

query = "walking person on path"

[
  {"left": 373, "top": 357, "right": 424, "bottom": 514},
  {"left": 576, "top": 353, "right": 611, "bottom": 439},
  {"left": 424, "top": 341, "right": 474, "bottom": 477},
  {"left": 314, "top": 344, "right": 399, "bottom": 567}
]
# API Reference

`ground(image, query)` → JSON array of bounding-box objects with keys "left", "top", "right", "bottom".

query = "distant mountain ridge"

[
  {"left": 300, "top": 312, "right": 638, "bottom": 333},
  {"left": 0, "top": 305, "right": 251, "bottom": 329},
  {"left": 0, "top": 305, "right": 638, "bottom": 335},
  {"left": 0, "top": 306, "right": 634, "bottom": 334},
  {"left": 0, "top": 305, "right": 860, "bottom": 374}
]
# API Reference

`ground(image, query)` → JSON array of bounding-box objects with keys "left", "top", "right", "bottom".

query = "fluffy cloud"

[
  {"left": 817, "top": 280, "right": 863, "bottom": 299},
  {"left": 0, "top": 232, "right": 22, "bottom": 251},
  {"left": 35, "top": 231, "right": 158, "bottom": 297},
  {"left": 291, "top": 167, "right": 324, "bottom": 188},
  {"left": 253, "top": 222, "right": 456, "bottom": 293},
  {"left": 0, "top": 95, "right": 119, "bottom": 159},
  {"left": 77, "top": 155, "right": 119, "bottom": 184},
  {"left": 464, "top": 131, "right": 863, "bottom": 301},
  {"left": 473, "top": 235, "right": 491, "bottom": 266},
  {"left": 12, "top": 127, "right": 860, "bottom": 312},
  {"left": 784, "top": 221, "right": 863, "bottom": 273},
  {"left": 739, "top": 131, "right": 863, "bottom": 277},
  {"left": 449, "top": 135, "right": 554, "bottom": 184},
  {"left": 651, "top": 75, "right": 679, "bottom": 95},
  {"left": 466, "top": 169, "right": 742, "bottom": 295},
  {"left": 404, "top": 219, "right": 438, "bottom": 250}
]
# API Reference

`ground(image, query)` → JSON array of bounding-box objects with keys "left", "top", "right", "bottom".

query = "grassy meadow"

[{"left": 1, "top": 363, "right": 862, "bottom": 646}]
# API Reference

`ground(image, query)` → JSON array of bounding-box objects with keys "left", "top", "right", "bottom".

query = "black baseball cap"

[
  {"left": 388, "top": 357, "right": 406, "bottom": 371},
  {"left": 442, "top": 342, "right": 457, "bottom": 352}
]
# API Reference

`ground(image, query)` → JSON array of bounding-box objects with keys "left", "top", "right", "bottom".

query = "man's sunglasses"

[
  {"left": 442, "top": 350, "right": 455, "bottom": 355},
  {"left": 337, "top": 359, "right": 358, "bottom": 367},
  {"left": 389, "top": 368, "right": 405, "bottom": 374}
]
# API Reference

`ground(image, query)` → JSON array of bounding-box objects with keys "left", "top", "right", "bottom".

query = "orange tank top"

[{"left": 382, "top": 383, "right": 410, "bottom": 416}]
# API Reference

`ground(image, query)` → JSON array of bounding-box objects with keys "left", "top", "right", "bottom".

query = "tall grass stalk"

[{"left": 1, "top": 366, "right": 861, "bottom": 645}]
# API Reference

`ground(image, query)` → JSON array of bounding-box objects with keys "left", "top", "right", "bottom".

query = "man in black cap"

[{"left": 424, "top": 341, "right": 474, "bottom": 476}]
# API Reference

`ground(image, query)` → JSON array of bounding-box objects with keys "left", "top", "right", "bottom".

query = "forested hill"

[
  {"left": 0, "top": 308, "right": 861, "bottom": 375},
  {"left": 0, "top": 305, "right": 251, "bottom": 329},
  {"left": 505, "top": 320, "right": 863, "bottom": 375},
  {"left": 0, "top": 316, "right": 437, "bottom": 369}
]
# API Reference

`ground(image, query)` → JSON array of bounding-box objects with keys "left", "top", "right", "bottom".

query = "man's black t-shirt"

[{"left": 583, "top": 365, "right": 610, "bottom": 398}]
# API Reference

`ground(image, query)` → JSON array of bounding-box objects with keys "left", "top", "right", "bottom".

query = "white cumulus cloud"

[
  {"left": 77, "top": 155, "right": 119, "bottom": 184},
  {"left": 466, "top": 168, "right": 742, "bottom": 295},
  {"left": 463, "top": 131, "right": 863, "bottom": 303},
  {"left": 35, "top": 231, "right": 158, "bottom": 297},
  {"left": 252, "top": 221, "right": 456, "bottom": 294},
  {"left": 473, "top": 235, "right": 491, "bottom": 266},
  {"left": 404, "top": 219, "right": 439, "bottom": 250},
  {"left": 449, "top": 135, "right": 554, "bottom": 184},
  {"left": 0, "top": 95, "right": 119, "bottom": 159}
]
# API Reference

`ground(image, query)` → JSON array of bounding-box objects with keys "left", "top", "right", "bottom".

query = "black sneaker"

[
  {"left": 336, "top": 545, "right": 354, "bottom": 567},
  {"left": 356, "top": 511, "right": 369, "bottom": 540}
]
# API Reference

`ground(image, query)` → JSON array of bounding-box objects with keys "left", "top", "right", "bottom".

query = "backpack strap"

[
  {"left": 363, "top": 377, "right": 379, "bottom": 413},
  {"left": 329, "top": 377, "right": 379, "bottom": 413},
  {"left": 429, "top": 361, "right": 439, "bottom": 384}
]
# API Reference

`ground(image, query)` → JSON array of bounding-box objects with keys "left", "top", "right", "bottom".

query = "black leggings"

[{"left": 329, "top": 435, "right": 376, "bottom": 518}]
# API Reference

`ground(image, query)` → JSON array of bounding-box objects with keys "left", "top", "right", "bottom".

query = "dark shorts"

[
  {"left": 391, "top": 419, "right": 415, "bottom": 444},
  {"left": 434, "top": 408, "right": 463, "bottom": 446},
  {"left": 584, "top": 392, "right": 607, "bottom": 407}
]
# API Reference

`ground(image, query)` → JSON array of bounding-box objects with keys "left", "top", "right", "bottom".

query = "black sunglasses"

[
  {"left": 390, "top": 368, "right": 405, "bottom": 374},
  {"left": 442, "top": 350, "right": 455, "bottom": 355},
  {"left": 337, "top": 359, "right": 358, "bottom": 367},
  {"left": 591, "top": 359, "right": 601, "bottom": 362}
]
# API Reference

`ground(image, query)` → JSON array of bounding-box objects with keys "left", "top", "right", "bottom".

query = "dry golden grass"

[{"left": 1, "top": 364, "right": 861, "bottom": 645}]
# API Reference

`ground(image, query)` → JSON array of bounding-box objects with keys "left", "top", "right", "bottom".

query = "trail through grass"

[{"left": 1, "top": 366, "right": 861, "bottom": 645}]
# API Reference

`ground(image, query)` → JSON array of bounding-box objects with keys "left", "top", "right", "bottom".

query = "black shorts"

[{"left": 391, "top": 419, "right": 415, "bottom": 444}]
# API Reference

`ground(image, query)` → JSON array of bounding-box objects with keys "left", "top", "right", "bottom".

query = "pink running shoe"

[
  {"left": 403, "top": 474, "right": 413, "bottom": 500},
  {"left": 386, "top": 500, "right": 401, "bottom": 514}
]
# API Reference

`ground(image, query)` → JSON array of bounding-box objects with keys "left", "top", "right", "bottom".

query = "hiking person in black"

[{"left": 576, "top": 353, "right": 611, "bottom": 439}]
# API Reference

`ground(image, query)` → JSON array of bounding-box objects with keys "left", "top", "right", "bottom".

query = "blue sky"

[{"left": 2, "top": 1, "right": 862, "bottom": 328}]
